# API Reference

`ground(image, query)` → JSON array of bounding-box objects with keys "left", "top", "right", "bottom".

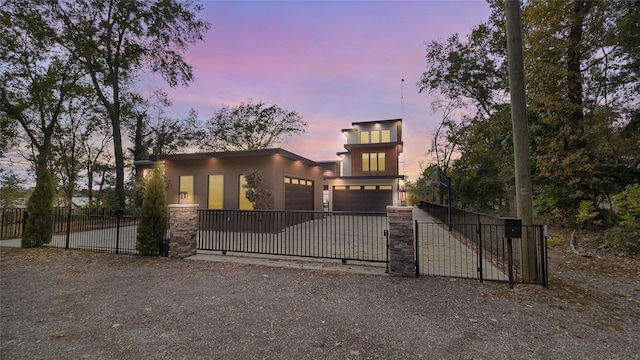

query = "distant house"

[
  {"left": 325, "top": 119, "right": 405, "bottom": 212},
  {"left": 136, "top": 148, "right": 324, "bottom": 211}
]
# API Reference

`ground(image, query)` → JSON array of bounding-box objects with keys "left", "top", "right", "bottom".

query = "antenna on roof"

[{"left": 401, "top": 79, "right": 405, "bottom": 120}]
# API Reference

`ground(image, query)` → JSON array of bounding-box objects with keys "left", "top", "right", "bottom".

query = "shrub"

[
  {"left": 576, "top": 200, "right": 602, "bottom": 227},
  {"left": 136, "top": 164, "right": 167, "bottom": 255},
  {"left": 22, "top": 168, "right": 55, "bottom": 247},
  {"left": 243, "top": 168, "right": 272, "bottom": 210},
  {"left": 602, "top": 223, "right": 640, "bottom": 254},
  {"left": 612, "top": 184, "right": 640, "bottom": 226}
]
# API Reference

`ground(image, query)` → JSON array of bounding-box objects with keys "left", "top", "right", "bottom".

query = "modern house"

[
  {"left": 135, "top": 118, "right": 404, "bottom": 213},
  {"left": 325, "top": 119, "right": 405, "bottom": 212},
  {"left": 136, "top": 148, "right": 324, "bottom": 211}
]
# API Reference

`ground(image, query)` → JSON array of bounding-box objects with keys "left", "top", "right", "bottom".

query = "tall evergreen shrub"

[
  {"left": 136, "top": 164, "right": 168, "bottom": 255},
  {"left": 22, "top": 168, "right": 55, "bottom": 247}
]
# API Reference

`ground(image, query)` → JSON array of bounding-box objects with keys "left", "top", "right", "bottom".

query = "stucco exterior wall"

[{"left": 161, "top": 153, "right": 323, "bottom": 211}]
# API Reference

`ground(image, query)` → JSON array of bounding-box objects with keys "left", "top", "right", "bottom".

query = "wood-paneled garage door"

[
  {"left": 285, "top": 177, "right": 314, "bottom": 210},
  {"left": 332, "top": 185, "right": 393, "bottom": 212}
]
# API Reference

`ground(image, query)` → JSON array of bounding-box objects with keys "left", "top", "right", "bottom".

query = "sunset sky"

[{"left": 146, "top": 0, "right": 493, "bottom": 181}]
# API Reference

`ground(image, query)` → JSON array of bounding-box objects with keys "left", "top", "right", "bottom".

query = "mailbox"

[{"left": 500, "top": 217, "right": 522, "bottom": 238}]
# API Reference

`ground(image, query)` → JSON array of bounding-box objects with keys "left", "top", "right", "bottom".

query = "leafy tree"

[
  {"left": 0, "top": 2, "right": 86, "bottom": 172},
  {"left": 41, "top": 0, "right": 210, "bottom": 211},
  {"left": 21, "top": 168, "right": 55, "bottom": 247},
  {"left": 243, "top": 168, "right": 272, "bottom": 210},
  {"left": 418, "top": 0, "right": 639, "bottom": 224},
  {"left": 203, "top": 100, "right": 308, "bottom": 151},
  {"left": 0, "top": 169, "right": 26, "bottom": 208},
  {"left": 612, "top": 184, "right": 640, "bottom": 226},
  {"left": 418, "top": 14, "right": 508, "bottom": 118},
  {"left": 136, "top": 163, "right": 167, "bottom": 255}
]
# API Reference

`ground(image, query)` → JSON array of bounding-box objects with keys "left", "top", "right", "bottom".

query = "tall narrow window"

[
  {"left": 207, "top": 175, "right": 224, "bottom": 209},
  {"left": 360, "top": 131, "right": 370, "bottom": 144},
  {"left": 362, "top": 153, "right": 370, "bottom": 171},
  {"left": 238, "top": 175, "right": 253, "bottom": 210},
  {"left": 378, "top": 152, "right": 386, "bottom": 171},
  {"left": 179, "top": 175, "right": 194, "bottom": 204},
  {"left": 370, "top": 130, "right": 380, "bottom": 143},
  {"left": 381, "top": 129, "right": 391, "bottom": 142}
]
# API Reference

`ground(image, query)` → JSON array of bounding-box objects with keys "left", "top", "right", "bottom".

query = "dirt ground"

[{"left": 1, "top": 245, "right": 639, "bottom": 359}]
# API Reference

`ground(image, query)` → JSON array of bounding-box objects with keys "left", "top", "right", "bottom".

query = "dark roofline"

[
  {"left": 351, "top": 118, "right": 402, "bottom": 126},
  {"left": 146, "top": 148, "right": 320, "bottom": 168}
]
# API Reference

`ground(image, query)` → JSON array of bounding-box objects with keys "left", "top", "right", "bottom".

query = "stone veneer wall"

[
  {"left": 387, "top": 206, "right": 416, "bottom": 277},
  {"left": 168, "top": 204, "right": 199, "bottom": 258}
]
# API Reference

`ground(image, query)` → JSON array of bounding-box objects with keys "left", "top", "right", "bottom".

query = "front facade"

[
  {"left": 326, "top": 119, "right": 404, "bottom": 212},
  {"left": 137, "top": 149, "right": 324, "bottom": 211}
]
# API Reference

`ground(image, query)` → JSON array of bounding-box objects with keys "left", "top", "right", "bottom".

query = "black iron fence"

[
  {"left": 0, "top": 209, "right": 168, "bottom": 256},
  {"left": 198, "top": 209, "right": 389, "bottom": 264},
  {"left": 415, "top": 221, "right": 547, "bottom": 287},
  {"left": 0, "top": 208, "right": 25, "bottom": 240}
]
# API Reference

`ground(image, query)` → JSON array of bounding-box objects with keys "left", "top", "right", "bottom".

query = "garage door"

[
  {"left": 332, "top": 185, "right": 393, "bottom": 212},
  {"left": 285, "top": 177, "right": 314, "bottom": 210}
]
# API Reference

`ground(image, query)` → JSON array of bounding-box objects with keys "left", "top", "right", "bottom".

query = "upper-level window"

[
  {"left": 362, "top": 152, "right": 386, "bottom": 172},
  {"left": 360, "top": 130, "right": 391, "bottom": 144}
]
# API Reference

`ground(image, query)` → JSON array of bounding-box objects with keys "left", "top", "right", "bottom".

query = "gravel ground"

[{"left": 1, "top": 246, "right": 639, "bottom": 360}]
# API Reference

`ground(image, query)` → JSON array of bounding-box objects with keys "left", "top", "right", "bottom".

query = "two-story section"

[{"left": 326, "top": 119, "right": 404, "bottom": 212}]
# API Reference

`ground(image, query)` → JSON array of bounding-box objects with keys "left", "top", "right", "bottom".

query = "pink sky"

[{"left": 147, "top": 0, "right": 493, "bottom": 181}]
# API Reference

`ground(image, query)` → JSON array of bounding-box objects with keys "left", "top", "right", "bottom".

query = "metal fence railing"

[
  {"left": 2, "top": 210, "right": 169, "bottom": 257},
  {"left": 415, "top": 221, "right": 547, "bottom": 287},
  {"left": 198, "top": 209, "right": 389, "bottom": 265},
  {"left": 0, "top": 208, "right": 26, "bottom": 240}
]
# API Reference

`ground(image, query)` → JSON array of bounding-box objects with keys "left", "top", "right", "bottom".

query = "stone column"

[
  {"left": 168, "top": 204, "right": 199, "bottom": 258},
  {"left": 387, "top": 206, "right": 416, "bottom": 277}
]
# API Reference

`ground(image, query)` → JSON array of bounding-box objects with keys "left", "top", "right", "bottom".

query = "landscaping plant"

[{"left": 136, "top": 164, "right": 167, "bottom": 255}]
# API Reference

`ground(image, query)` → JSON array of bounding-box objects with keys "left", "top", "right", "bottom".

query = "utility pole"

[{"left": 505, "top": 0, "right": 535, "bottom": 282}]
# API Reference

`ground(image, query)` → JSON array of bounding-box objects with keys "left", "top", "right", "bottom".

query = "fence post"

[
  {"left": 168, "top": 204, "right": 199, "bottom": 258},
  {"left": 65, "top": 211, "right": 71, "bottom": 249},
  {"left": 507, "top": 237, "right": 514, "bottom": 289},
  {"left": 115, "top": 212, "right": 121, "bottom": 255},
  {"left": 477, "top": 216, "right": 483, "bottom": 283},
  {"left": 386, "top": 206, "right": 416, "bottom": 277}
]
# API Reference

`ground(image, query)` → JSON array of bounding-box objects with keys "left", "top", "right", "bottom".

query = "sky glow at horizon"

[{"left": 130, "top": 1, "right": 493, "bottom": 182}]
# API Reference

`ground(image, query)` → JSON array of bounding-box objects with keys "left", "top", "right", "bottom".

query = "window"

[
  {"left": 350, "top": 186, "right": 361, "bottom": 190},
  {"left": 207, "top": 175, "right": 224, "bottom": 209},
  {"left": 238, "top": 175, "right": 253, "bottom": 210},
  {"left": 360, "top": 131, "right": 370, "bottom": 144},
  {"left": 370, "top": 130, "right": 380, "bottom": 143},
  {"left": 381, "top": 130, "right": 391, "bottom": 142},
  {"left": 362, "top": 152, "right": 386, "bottom": 172},
  {"left": 364, "top": 185, "right": 377, "bottom": 190},
  {"left": 286, "top": 176, "right": 313, "bottom": 187},
  {"left": 179, "top": 176, "right": 194, "bottom": 204},
  {"left": 334, "top": 185, "right": 346, "bottom": 190},
  {"left": 380, "top": 185, "right": 393, "bottom": 190}
]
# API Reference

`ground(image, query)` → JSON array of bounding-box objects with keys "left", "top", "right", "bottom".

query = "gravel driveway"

[{"left": 1, "top": 246, "right": 639, "bottom": 359}]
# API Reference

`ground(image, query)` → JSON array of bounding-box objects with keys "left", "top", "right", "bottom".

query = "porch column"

[
  {"left": 387, "top": 206, "right": 416, "bottom": 277},
  {"left": 168, "top": 204, "right": 199, "bottom": 258}
]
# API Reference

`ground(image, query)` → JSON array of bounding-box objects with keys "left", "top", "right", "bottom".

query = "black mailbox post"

[{"left": 500, "top": 217, "right": 522, "bottom": 239}]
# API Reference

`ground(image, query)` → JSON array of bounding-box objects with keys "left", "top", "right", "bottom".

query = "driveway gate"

[
  {"left": 415, "top": 221, "right": 547, "bottom": 286},
  {"left": 197, "top": 209, "right": 389, "bottom": 265}
]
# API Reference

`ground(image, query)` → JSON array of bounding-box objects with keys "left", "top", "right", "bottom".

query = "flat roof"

[{"left": 145, "top": 148, "right": 320, "bottom": 168}]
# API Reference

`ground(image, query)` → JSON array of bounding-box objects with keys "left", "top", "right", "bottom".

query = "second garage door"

[{"left": 332, "top": 185, "right": 393, "bottom": 212}]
